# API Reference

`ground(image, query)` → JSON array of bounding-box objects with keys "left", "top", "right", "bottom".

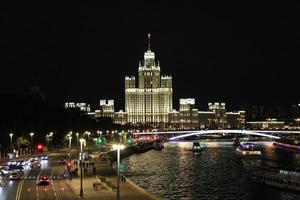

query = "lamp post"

[
  {"left": 112, "top": 144, "right": 125, "bottom": 200},
  {"left": 76, "top": 133, "right": 79, "bottom": 149},
  {"left": 9, "top": 133, "right": 13, "bottom": 152},
  {"left": 69, "top": 136, "right": 72, "bottom": 158},
  {"left": 49, "top": 132, "right": 53, "bottom": 150},
  {"left": 86, "top": 131, "right": 91, "bottom": 155},
  {"left": 79, "top": 138, "right": 85, "bottom": 197},
  {"left": 29, "top": 132, "right": 34, "bottom": 146}
]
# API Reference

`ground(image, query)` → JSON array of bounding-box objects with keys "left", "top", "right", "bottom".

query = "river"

[{"left": 122, "top": 141, "right": 300, "bottom": 200}]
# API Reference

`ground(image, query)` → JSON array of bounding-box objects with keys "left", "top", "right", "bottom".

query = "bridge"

[{"left": 132, "top": 129, "right": 300, "bottom": 140}]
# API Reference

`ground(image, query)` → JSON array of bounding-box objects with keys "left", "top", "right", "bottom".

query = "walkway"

[{"left": 67, "top": 155, "right": 160, "bottom": 200}]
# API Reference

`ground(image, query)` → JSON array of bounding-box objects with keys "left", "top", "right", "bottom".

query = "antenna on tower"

[{"left": 147, "top": 33, "right": 151, "bottom": 51}]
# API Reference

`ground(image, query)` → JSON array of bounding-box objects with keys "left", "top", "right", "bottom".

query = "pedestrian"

[{"left": 93, "top": 166, "right": 96, "bottom": 173}]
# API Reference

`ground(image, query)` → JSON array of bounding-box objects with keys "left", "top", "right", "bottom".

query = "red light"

[{"left": 37, "top": 144, "right": 42, "bottom": 149}]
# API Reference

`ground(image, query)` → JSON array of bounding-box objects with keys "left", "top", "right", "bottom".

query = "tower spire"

[{"left": 147, "top": 33, "right": 151, "bottom": 51}]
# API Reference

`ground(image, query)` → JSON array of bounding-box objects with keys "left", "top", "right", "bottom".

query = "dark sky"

[{"left": 1, "top": 1, "right": 300, "bottom": 111}]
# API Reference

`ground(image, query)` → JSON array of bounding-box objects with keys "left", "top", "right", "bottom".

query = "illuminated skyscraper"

[{"left": 125, "top": 34, "right": 173, "bottom": 126}]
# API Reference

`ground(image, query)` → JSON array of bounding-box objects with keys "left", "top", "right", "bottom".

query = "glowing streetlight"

[
  {"left": 9, "top": 133, "right": 13, "bottom": 151},
  {"left": 49, "top": 132, "right": 54, "bottom": 150},
  {"left": 76, "top": 132, "right": 79, "bottom": 148},
  {"left": 29, "top": 132, "right": 34, "bottom": 145},
  {"left": 112, "top": 144, "right": 125, "bottom": 200},
  {"left": 69, "top": 136, "right": 72, "bottom": 150},
  {"left": 86, "top": 131, "right": 91, "bottom": 155},
  {"left": 79, "top": 138, "right": 85, "bottom": 197}
]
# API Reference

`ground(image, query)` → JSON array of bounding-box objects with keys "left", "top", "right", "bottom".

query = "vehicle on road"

[
  {"left": 31, "top": 163, "right": 41, "bottom": 169},
  {"left": 41, "top": 155, "right": 48, "bottom": 160},
  {"left": 39, "top": 176, "right": 50, "bottom": 185},
  {"left": 9, "top": 172, "right": 22, "bottom": 180},
  {"left": 7, "top": 160, "right": 17, "bottom": 166}
]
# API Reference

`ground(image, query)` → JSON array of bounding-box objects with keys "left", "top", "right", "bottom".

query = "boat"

[
  {"left": 252, "top": 167, "right": 300, "bottom": 192},
  {"left": 236, "top": 142, "right": 262, "bottom": 156},
  {"left": 153, "top": 140, "right": 164, "bottom": 150},
  {"left": 273, "top": 138, "right": 300, "bottom": 153},
  {"left": 233, "top": 138, "right": 240, "bottom": 147},
  {"left": 192, "top": 142, "right": 204, "bottom": 153}
]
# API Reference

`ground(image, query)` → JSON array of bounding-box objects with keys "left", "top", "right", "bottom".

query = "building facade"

[
  {"left": 125, "top": 34, "right": 173, "bottom": 126},
  {"left": 65, "top": 102, "right": 91, "bottom": 112},
  {"left": 169, "top": 100, "right": 246, "bottom": 130},
  {"left": 94, "top": 99, "right": 115, "bottom": 119}
]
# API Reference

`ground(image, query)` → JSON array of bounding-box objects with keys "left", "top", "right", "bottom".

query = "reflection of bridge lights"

[{"left": 205, "top": 142, "right": 219, "bottom": 148}]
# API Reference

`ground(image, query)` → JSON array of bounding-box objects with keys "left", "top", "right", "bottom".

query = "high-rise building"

[{"left": 125, "top": 34, "right": 173, "bottom": 126}]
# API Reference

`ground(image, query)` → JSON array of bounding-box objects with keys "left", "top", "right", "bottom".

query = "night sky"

[{"left": 1, "top": 1, "right": 300, "bottom": 111}]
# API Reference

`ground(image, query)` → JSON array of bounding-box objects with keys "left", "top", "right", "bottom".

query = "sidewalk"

[{"left": 67, "top": 158, "right": 160, "bottom": 200}]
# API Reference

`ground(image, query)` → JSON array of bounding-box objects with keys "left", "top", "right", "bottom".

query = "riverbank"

[
  {"left": 105, "top": 141, "right": 155, "bottom": 161},
  {"left": 68, "top": 154, "right": 160, "bottom": 200}
]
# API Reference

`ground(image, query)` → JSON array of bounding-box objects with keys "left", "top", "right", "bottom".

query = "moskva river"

[{"left": 122, "top": 141, "right": 300, "bottom": 200}]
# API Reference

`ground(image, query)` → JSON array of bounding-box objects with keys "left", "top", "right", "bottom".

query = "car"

[
  {"left": 9, "top": 172, "right": 22, "bottom": 180},
  {"left": 58, "top": 159, "right": 66, "bottom": 164},
  {"left": 38, "top": 175, "right": 50, "bottom": 185},
  {"left": 41, "top": 155, "right": 48, "bottom": 160},
  {"left": 31, "top": 163, "right": 41, "bottom": 169},
  {"left": 7, "top": 160, "right": 17, "bottom": 166},
  {"left": 17, "top": 160, "right": 28, "bottom": 166},
  {"left": 33, "top": 156, "right": 39, "bottom": 161}
]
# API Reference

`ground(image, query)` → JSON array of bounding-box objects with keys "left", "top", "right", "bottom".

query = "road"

[{"left": 0, "top": 151, "right": 79, "bottom": 200}]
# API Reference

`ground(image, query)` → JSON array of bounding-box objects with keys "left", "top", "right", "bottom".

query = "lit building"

[
  {"left": 208, "top": 102, "right": 227, "bottom": 128},
  {"left": 226, "top": 111, "right": 246, "bottom": 129},
  {"left": 198, "top": 111, "right": 216, "bottom": 129},
  {"left": 169, "top": 99, "right": 198, "bottom": 129},
  {"left": 246, "top": 118, "right": 285, "bottom": 130},
  {"left": 65, "top": 102, "right": 91, "bottom": 112},
  {"left": 114, "top": 110, "right": 128, "bottom": 125},
  {"left": 170, "top": 100, "right": 246, "bottom": 130},
  {"left": 125, "top": 34, "right": 173, "bottom": 126},
  {"left": 95, "top": 99, "right": 115, "bottom": 118}
]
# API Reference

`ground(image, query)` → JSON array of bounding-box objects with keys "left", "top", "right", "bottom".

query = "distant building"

[
  {"left": 65, "top": 102, "right": 91, "bottom": 112},
  {"left": 95, "top": 99, "right": 115, "bottom": 119},
  {"left": 114, "top": 110, "right": 128, "bottom": 125},
  {"left": 246, "top": 118, "right": 284, "bottom": 130},
  {"left": 169, "top": 99, "right": 199, "bottom": 130},
  {"left": 169, "top": 100, "right": 245, "bottom": 130},
  {"left": 125, "top": 34, "right": 172, "bottom": 126},
  {"left": 208, "top": 102, "right": 227, "bottom": 129}
]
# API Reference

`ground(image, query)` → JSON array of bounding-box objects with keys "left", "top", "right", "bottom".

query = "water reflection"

[{"left": 122, "top": 141, "right": 300, "bottom": 200}]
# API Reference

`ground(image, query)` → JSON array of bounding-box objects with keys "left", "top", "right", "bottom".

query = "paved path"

[{"left": 67, "top": 156, "right": 160, "bottom": 200}]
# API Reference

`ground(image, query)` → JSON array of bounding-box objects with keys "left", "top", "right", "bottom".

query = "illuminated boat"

[
  {"left": 252, "top": 167, "right": 300, "bottom": 192},
  {"left": 273, "top": 139, "right": 300, "bottom": 153},
  {"left": 236, "top": 142, "right": 262, "bottom": 156},
  {"left": 192, "top": 142, "right": 204, "bottom": 153}
]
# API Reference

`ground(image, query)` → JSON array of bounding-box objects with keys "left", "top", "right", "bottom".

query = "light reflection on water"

[{"left": 122, "top": 141, "right": 300, "bottom": 200}]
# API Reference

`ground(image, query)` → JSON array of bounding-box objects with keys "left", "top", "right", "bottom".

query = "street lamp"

[
  {"left": 29, "top": 132, "right": 34, "bottom": 146},
  {"left": 9, "top": 133, "right": 13, "bottom": 152},
  {"left": 69, "top": 136, "right": 72, "bottom": 149},
  {"left": 76, "top": 133, "right": 79, "bottom": 149},
  {"left": 79, "top": 138, "right": 85, "bottom": 197},
  {"left": 86, "top": 131, "right": 91, "bottom": 155},
  {"left": 112, "top": 144, "right": 125, "bottom": 200},
  {"left": 49, "top": 132, "right": 54, "bottom": 150}
]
